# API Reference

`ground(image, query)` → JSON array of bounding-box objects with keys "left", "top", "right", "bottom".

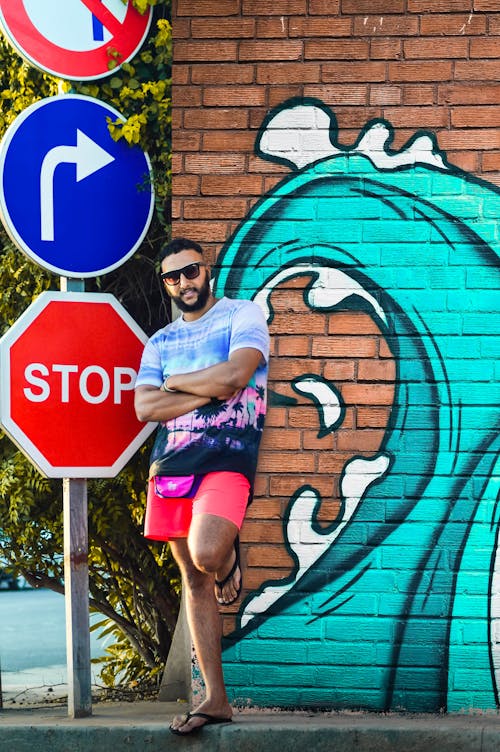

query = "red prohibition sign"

[{"left": 0, "top": 0, "right": 152, "bottom": 80}]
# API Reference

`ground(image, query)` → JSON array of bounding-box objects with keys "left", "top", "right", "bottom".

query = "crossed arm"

[{"left": 134, "top": 347, "right": 263, "bottom": 423}]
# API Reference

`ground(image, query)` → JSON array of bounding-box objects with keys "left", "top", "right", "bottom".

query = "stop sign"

[{"left": 0, "top": 291, "right": 155, "bottom": 478}]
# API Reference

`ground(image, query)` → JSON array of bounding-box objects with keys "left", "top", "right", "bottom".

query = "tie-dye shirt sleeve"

[{"left": 136, "top": 297, "right": 269, "bottom": 483}]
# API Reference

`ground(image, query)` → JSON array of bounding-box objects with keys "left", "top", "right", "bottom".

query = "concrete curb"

[{"left": 1, "top": 702, "right": 500, "bottom": 752}]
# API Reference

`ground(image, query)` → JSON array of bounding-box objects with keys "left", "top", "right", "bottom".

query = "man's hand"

[
  {"left": 166, "top": 347, "right": 264, "bottom": 400},
  {"left": 134, "top": 385, "right": 210, "bottom": 423}
]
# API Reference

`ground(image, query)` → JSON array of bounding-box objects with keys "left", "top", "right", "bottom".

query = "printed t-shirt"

[{"left": 135, "top": 297, "right": 270, "bottom": 483}]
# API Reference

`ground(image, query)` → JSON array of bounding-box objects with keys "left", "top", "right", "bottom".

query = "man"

[{"left": 134, "top": 237, "right": 269, "bottom": 735}]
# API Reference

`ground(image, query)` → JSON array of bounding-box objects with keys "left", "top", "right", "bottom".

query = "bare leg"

[{"left": 169, "top": 514, "right": 238, "bottom": 733}]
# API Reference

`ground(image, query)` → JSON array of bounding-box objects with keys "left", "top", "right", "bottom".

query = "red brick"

[
  {"left": 370, "top": 85, "right": 402, "bottom": 106},
  {"left": 388, "top": 61, "right": 453, "bottom": 82},
  {"left": 322, "top": 361, "right": 356, "bottom": 381},
  {"left": 356, "top": 407, "right": 393, "bottom": 428},
  {"left": 489, "top": 16, "right": 500, "bottom": 33},
  {"left": 182, "top": 198, "right": 248, "bottom": 219},
  {"left": 257, "top": 62, "right": 321, "bottom": 83},
  {"left": 353, "top": 15, "right": 419, "bottom": 36},
  {"left": 447, "top": 151, "right": 479, "bottom": 172},
  {"left": 242, "top": 0, "right": 307, "bottom": 14},
  {"left": 240, "top": 520, "right": 285, "bottom": 543},
  {"left": 312, "top": 336, "right": 378, "bottom": 358},
  {"left": 276, "top": 336, "right": 310, "bottom": 356},
  {"left": 171, "top": 220, "right": 231, "bottom": 240},
  {"left": 172, "top": 18, "right": 190, "bottom": 39},
  {"left": 258, "top": 451, "right": 315, "bottom": 473},
  {"left": 172, "top": 130, "right": 201, "bottom": 151},
  {"left": 408, "top": 0, "right": 474, "bottom": 10},
  {"left": 341, "top": 384, "right": 395, "bottom": 405},
  {"left": 452, "top": 106, "right": 500, "bottom": 127},
  {"left": 403, "top": 38, "right": 468, "bottom": 58},
  {"left": 470, "top": 37, "right": 500, "bottom": 57},
  {"left": 358, "top": 360, "right": 396, "bottom": 382},
  {"left": 420, "top": 14, "right": 487, "bottom": 35},
  {"left": 289, "top": 17, "right": 352, "bottom": 37},
  {"left": 302, "top": 431, "right": 335, "bottom": 450},
  {"left": 191, "top": 18, "right": 255, "bottom": 38},
  {"left": 171, "top": 153, "right": 183, "bottom": 174},
  {"left": 370, "top": 39, "right": 403, "bottom": 60},
  {"left": 172, "top": 175, "right": 200, "bottom": 195},
  {"left": 176, "top": 0, "right": 240, "bottom": 15},
  {"left": 203, "top": 86, "right": 266, "bottom": 107},
  {"left": 260, "top": 428, "right": 302, "bottom": 450},
  {"left": 483, "top": 152, "right": 500, "bottom": 171},
  {"left": 403, "top": 85, "right": 436, "bottom": 105},
  {"left": 304, "top": 84, "right": 368, "bottom": 105},
  {"left": 438, "top": 84, "right": 500, "bottom": 105},
  {"left": 202, "top": 130, "right": 256, "bottom": 151},
  {"left": 255, "top": 16, "right": 290, "bottom": 37},
  {"left": 191, "top": 63, "right": 255, "bottom": 84},
  {"left": 201, "top": 175, "right": 264, "bottom": 195},
  {"left": 184, "top": 154, "right": 245, "bottom": 175},
  {"left": 239, "top": 40, "right": 303, "bottom": 61},
  {"left": 342, "top": 0, "right": 404, "bottom": 10},
  {"left": 173, "top": 85, "right": 202, "bottom": 107},
  {"left": 382, "top": 106, "right": 448, "bottom": 128},
  {"left": 269, "top": 85, "right": 304, "bottom": 106},
  {"left": 309, "top": 0, "right": 341, "bottom": 12},
  {"left": 183, "top": 108, "right": 249, "bottom": 129},
  {"left": 305, "top": 39, "right": 369, "bottom": 60},
  {"left": 475, "top": 0, "right": 500, "bottom": 7},
  {"left": 337, "top": 429, "right": 386, "bottom": 451},
  {"left": 172, "top": 65, "right": 190, "bottom": 85},
  {"left": 328, "top": 313, "right": 383, "bottom": 335},
  {"left": 322, "top": 62, "right": 386, "bottom": 83},
  {"left": 270, "top": 473, "right": 334, "bottom": 496},
  {"left": 269, "top": 312, "right": 326, "bottom": 334},
  {"left": 174, "top": 41, "right": 238, "bottom": 62},
  {"left": 317, "top": 452, "right": 356, "bottom": 473},
  {"left": 455, "top": 61, "right": 500, "bottom": 80}
]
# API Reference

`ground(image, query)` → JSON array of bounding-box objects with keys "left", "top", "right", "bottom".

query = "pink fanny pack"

[{"left": 154, "top": 475, "right": 201, "bottom": 498}]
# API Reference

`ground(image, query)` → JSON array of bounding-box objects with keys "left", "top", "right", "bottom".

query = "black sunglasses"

[{"left": 160, "top": 262, "right": 207, "bottom": 286}]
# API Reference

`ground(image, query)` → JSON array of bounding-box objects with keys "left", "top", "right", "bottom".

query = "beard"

[{"left": 171, "top": 274, "right": 211, "bottom": 313}]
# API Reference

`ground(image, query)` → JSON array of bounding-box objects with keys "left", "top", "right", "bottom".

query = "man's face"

[{"left": 161, "top": 249, "right": 211, "bottom": 313}]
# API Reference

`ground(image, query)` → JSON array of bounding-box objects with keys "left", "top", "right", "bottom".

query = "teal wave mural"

[{"left": 213, "top": 99, "right": 500, "bottom": 712}]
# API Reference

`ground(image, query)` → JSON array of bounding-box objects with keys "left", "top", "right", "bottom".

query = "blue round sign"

[{"left": 0, "top": 94, "right": 154, "bottom": 277}]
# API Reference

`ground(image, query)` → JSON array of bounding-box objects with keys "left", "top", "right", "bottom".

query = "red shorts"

[{"left": 144, "top": 471, "right": 251, "bottom": 541}]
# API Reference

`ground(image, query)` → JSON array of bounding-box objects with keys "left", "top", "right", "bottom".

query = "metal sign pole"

[{"left": 61, "top": 276, "right": 91, "bottom": 718}]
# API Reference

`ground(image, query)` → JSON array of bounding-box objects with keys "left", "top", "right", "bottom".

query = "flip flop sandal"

[
  {"left": 215, "top": 535, "right": 241, "bottom": 606},
  {"left": 169, "top": 711, "right": 232, "bottom": 735}
]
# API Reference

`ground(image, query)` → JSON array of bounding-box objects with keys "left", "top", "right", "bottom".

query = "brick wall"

[{"left": 171, "top": 0, "right": 500, "bottom": 713}]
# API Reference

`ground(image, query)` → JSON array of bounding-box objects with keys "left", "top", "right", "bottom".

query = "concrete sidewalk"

[{"left": 1, "top": 700, "right": 500, "bottom": 752}]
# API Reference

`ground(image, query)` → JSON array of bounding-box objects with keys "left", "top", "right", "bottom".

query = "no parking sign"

[{"left": 0, "top": 0, "right": 152, "bottom": 80}]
